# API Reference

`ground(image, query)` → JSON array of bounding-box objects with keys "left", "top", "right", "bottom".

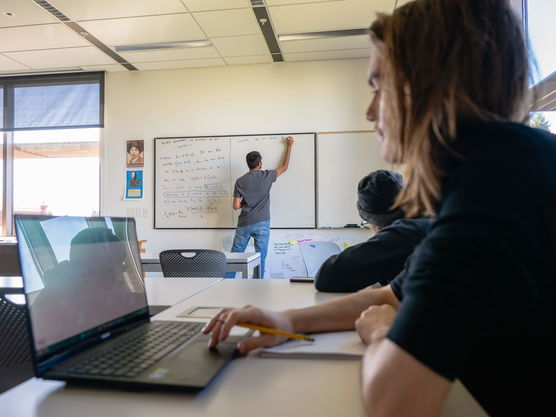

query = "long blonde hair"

[{"left": 371, "top": 0, "right": 530, "bottom": 217}]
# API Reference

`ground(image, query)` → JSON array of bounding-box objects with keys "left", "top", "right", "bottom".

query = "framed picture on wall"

[
  {"left": 126, "top": 139, "right": 144, "bottom": 168},
  {"left": 126, "top": 170, "right": 143, "bottom": 199}
]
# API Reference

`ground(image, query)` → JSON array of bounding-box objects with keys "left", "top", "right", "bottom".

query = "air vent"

[
  {"left": 32, "top": 0, "right": 71, "bottom": 22},
  {"left": 250, "top": 0, "right": 266, "bottom": 6}
]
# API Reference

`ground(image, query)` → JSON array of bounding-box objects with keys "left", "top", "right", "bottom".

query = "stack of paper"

[{"left": 258, "top": 331, "right": 365, "bottom": 360}]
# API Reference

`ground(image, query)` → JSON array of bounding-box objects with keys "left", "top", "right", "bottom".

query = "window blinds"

[{"left": 0, "top": 72, "right": 103, "bottom": 131}]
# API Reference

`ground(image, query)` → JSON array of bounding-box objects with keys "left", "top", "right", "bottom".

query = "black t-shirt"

[
  {"left": 387, "top": 123, "right": 556, "bottom": 416},
  {"left": 314, "top": 218, "right": 430, "bottom": 292}
]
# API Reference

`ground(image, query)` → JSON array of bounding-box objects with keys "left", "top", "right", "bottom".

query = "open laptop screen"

[{"left": 15, "top": 215, "right": 148, "bottom": 361}]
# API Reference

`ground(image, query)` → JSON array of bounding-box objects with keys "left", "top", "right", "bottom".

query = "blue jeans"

[{"left": 228, "top": 220, "right": 270, "bottom": 278}]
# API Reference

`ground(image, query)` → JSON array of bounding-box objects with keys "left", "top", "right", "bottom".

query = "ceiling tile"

[
  {"left": 0, "top": 24, "right": 89, "bottom": 52},
  {"left": 266, "top": 0, "right": 340, "bottom": 5},
  {"left": 49, "top": 0, "right": 188, "bottom": 21},
  {"left": 80, "top": 64, "right": 128, "bottom": 72},
  {"left": 120, "top": 46, "right": 220, "bottom": 63},
  {"left": 4, "top": 47, "right": 117, "bottom": 69},
  {"left": 0, "top": 0, "right": 57, "bottom": 27},
  {"left": 280, "top": 34, "right": 370, "bottom": 53},
  {"left": 181, "top": 0, "right": 250, "bottom": 12},
  {"left": 193, "top": 9, "right": 259, "bottom": 37},
  {"left": 79, "top": 14, "right": 206, "bottom": 46},
  {"left": 0, "top": 54, "right": 30, "bottom": 71},
  {"left": 269, "top": 0, "right": 394, "bottom": 34},
  {"left": 283, "top": 48, "right": 370, "bottom": 61},
  {"left": 211, "top": 35, "right": 268, "bottom": 57},
  {"left": 224, "top": 55, "right": 273, "bottom": 65},
  {"left": 134, "top": 57, "right": 226, "bottom": 71}
]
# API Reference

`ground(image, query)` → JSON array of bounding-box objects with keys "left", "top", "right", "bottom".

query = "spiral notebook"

[{"left": 258, "top": 331, "right": 365, "bottom": 360}]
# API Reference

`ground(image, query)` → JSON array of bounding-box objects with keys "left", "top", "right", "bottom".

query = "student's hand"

[
  {"left": 355, "top": 304, "right": 396, "bottom": 345},
  {"left": 286, "top": 136, "right": 294, "bottom": 146},
  {"left": 203, "top": 305, "right": 294, "bottom": 354}
]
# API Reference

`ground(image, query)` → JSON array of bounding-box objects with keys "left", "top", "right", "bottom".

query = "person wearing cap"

[
  {"left": 314, "top": 170, "right": 430, "bottom": 292},
  {"left": 229, "top": 137, "right": 294, "bottom": 278}
]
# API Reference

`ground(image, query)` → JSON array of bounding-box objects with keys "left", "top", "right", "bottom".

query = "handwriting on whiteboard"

[{"left": 157, "top": 137, "right": 231, "bottom": 221}]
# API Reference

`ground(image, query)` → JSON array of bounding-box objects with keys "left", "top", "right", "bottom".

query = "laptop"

[{"left": 15, "top": 214, "right": 240, "bottom": 391}]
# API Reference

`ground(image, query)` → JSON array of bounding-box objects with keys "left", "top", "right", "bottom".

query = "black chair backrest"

[
  {"left": 159, "top": 249, "right": 227, "bottom": 278},
  {"left": 0, "top": 291, "right": 33, "bottom": 394}
]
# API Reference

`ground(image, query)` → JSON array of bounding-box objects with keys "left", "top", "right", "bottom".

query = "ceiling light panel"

[
  {"left": 280, "top": 34, "right": 370, "bottom": 53},
  {"left": 120, "top": 47, "right": 220, "bottom": 63},
  {"left": 211, "top": 35, "right": 268, "bottom": 57},
  {"left": 181, "top": 0, "right": 251, "bottom": 12},
  {"left": 269, "top": 0, "right": 393, "bottom": 34},
  {"left": 4, "top": 46, "right": 117, "bottom": 69},
  {"left": 0, "top": 54, "right": 30, "bottom": 71},
  {"left": 0, "top": 24, "right": 89, "bottom": 52},
  {"left": 0, "top": 0, "right": 57, "bottom": 27},
  {"left": 78, "top": 14, "right": 205, "bottom": 46},
  {"left": 134, "top": 57, "right": 226, "bottom": 71},
  {"left": 193, "top": 9, "right": 260, "bottom": 37},
  {"left": 48, "top": 0, "right": 188, "bottom": 21},
  {"left": 283, "top": 48, "right": 370, "bottom": 62},
  {"left": 115, "top": 40, "right": 212, "bottom": 52}
]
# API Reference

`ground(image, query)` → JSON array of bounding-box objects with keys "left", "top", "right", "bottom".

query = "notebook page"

[{"left": 258, "top": 331, "right": 365, "bottom": 359}]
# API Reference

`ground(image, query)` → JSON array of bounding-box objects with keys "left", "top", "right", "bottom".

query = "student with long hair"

[{"left": 204, "top": 1, "right": 556, "bottom": 415}]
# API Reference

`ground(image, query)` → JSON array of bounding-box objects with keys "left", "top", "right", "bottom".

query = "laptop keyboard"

[{"left": 66, "top": 321, "right": 203, "bottom": 379}]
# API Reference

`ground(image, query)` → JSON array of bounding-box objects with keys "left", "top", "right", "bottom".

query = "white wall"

[{"left": 102, "top": 58, "right": 372, "bottom": 269}]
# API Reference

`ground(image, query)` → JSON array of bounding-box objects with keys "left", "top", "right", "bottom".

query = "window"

[
  {"left": 527, "top": 0, "right": 556, "bottom": 83},
  {"left": 526, "top": 1, "right": 556, "bottom": 134},
  {"left": 1, "top": 73, "right": 103, "bottom": 236},
  {"left": 13, "top": 128, "right": 100, "bottom": 217}
]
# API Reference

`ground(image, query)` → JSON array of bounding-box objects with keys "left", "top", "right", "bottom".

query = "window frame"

[{"left": 1, "top": 72, "right": 104, "bottom": 236}]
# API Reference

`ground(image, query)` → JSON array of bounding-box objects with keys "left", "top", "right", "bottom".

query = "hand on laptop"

[{"left": 203, "top": 306, "right": 294, "bottom": 354}]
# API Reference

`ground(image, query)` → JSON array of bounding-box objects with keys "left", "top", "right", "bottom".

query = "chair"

[
  {"left": 299, "top": 241, "right": 342, "bottom": 277},
  {"left": 0, "top": 288, "right": 33, "bottom": 394},
  {"left": 159, "top": 249, "right": 227, "bottom": 278},
  {"left": 0, "top": 243, "right": 21, "bottom": 276}
]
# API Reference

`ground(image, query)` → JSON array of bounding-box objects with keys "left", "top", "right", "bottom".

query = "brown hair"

[
  {"left": 127, "top": 140, "right": 143, "bottom": 153},
  {"left": 370, "top": 0, "right": 530, "bottom": 217}
]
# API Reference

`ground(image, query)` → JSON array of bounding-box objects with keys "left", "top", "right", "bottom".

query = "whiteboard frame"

[{"left": 153, "top": 132, "right": 317, "bottom": 230}]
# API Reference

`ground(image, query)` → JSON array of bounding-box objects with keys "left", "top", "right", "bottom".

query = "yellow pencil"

[{"left": 236, "top": 323, "right": 315, "bottom": 342}]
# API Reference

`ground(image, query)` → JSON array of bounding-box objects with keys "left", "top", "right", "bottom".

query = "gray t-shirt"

[{"left": 233, "top": 169, "right": 278, "bottom": 227}]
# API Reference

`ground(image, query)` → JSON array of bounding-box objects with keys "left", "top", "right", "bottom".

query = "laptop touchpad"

[{"left": 147, "top": 340, "right": 238, "bottom": 385}]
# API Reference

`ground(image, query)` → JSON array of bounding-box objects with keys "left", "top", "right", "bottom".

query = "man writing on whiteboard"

[{"left": 230, "top": 136, "right": 294, "bottom": 278}]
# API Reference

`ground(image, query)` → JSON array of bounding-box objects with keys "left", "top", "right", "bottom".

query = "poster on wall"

[
  {"left": 126, "top": 139, "right": 144, "bottom": 168},
  {"left": 126, "top": 170, "right": 143, "bottom": 199}
]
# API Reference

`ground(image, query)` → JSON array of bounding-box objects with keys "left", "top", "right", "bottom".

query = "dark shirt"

[
  {"left": 234, "top": 169, "right": 277, "bottom": 227},
  {"left": 387, "top": 123, "right": 556, "bottom": 416},
  {"left": 314, "top": 218, "right": 430, "bottom": 292}
]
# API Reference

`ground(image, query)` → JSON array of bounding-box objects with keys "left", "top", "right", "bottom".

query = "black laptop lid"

[{"left": 15, "top": 215, "right": 149, "bottom": 367}]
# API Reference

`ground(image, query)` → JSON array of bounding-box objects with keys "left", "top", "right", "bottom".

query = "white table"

[
  {"left": 0, "top": 279, "right": 487, "bottom": 417},
  {"left": 142, "top": 252, "right": 262, "bottom": 279},
  {"left": 222, "top": 251, "right": 261, "bottom": 278},
  {"left": 0, "top": 276, "right": 222, "bottom": 309},
  {"left": 144, "top": 277, "right": 222, "bottom": 306}
]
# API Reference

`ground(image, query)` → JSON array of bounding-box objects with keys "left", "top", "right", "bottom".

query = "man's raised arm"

[{"left": 276, "top": 136, "right": 294, "bottom": 177}]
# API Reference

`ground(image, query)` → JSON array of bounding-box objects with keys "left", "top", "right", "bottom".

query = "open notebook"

[{"left": 258, "top": 331, "right": 365, "bottom": 360}]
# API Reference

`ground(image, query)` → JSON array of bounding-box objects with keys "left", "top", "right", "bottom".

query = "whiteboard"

[
  {"left": 317, "top": 131, "right": 389, "bottom": 228},
  {"left": 155, "top": 133, "right": 316, "bottom": 229}
]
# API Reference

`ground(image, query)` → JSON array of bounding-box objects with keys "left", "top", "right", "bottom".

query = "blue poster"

[{"left": 126, "top": 170, "right": 143, "bottom": 199}]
